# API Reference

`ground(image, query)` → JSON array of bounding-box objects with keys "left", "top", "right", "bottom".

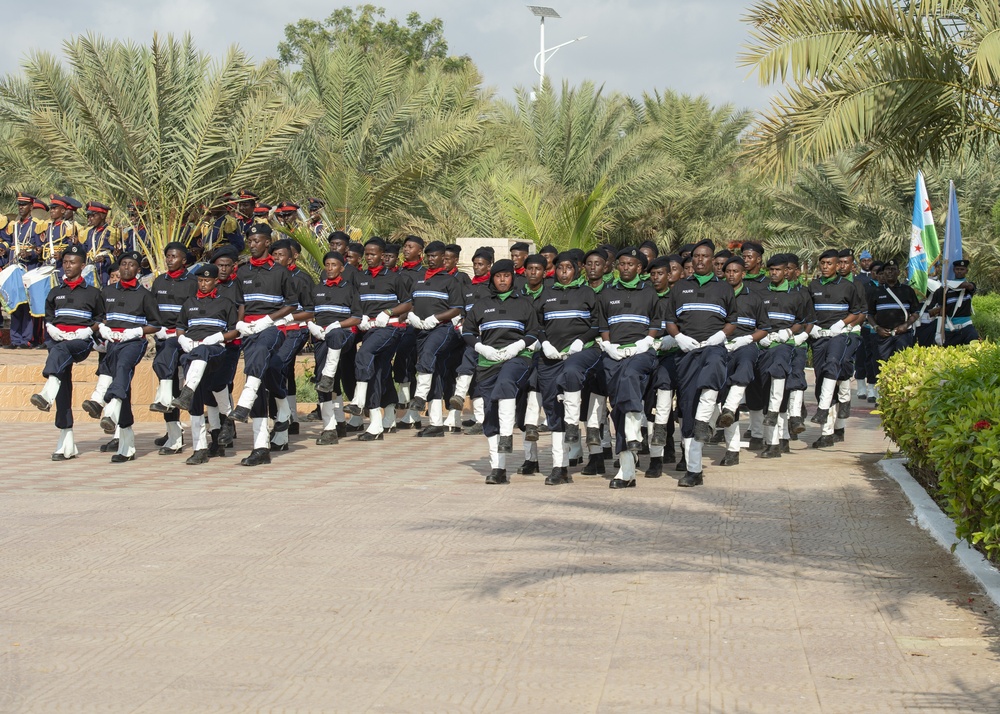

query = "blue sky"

[{"left": 0, "top": 1, "right": 777, "bottom": 111}]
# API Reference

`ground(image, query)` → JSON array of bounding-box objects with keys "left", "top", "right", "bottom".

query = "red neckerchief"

[
  {"left": 249, "top": 255, "right": 273, "bottom": 268},
  {"left": 196, "top": 289, "right": 218, "bottom": 299},
  {"left": 368, "top": 264, "right": 384, "bottom": 278},
  {"left": 288, "top": 263, "right": 296, "bottom": 271},
  {"left": 64, "top": 276, "right": 84, "bottom": 290},
  {"left": 424, "top": 267, "right": 447, "bottom": 279},
  {"left": 545, "top": 268, "right": 555, "bottom": 279},
  {"left": 166, "top": 268, "right": 185, "bottom": 279},
  {"left": 514, "top": 266, "right": 525, "bottom": 275},
  {"left": 219, "top": 273, "right": 235, "bottom": 285},
  {"left": 448, "top": 267, "right": 458, "bottom": 275},
  {"left": 325, "top": 276, "right": 343, "bottom": 287},
  {"left": 118, "top": 278, "right": 138, "bottom": 289},
  {"left": 402, "top": 260, "right": 421, "bottom": 270},
  {"left": 471, "top": 273, "right": 489, "bottom": 285}
]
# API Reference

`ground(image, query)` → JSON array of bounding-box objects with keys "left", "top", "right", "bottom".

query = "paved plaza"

[{"left": 0, "top": 401, "right": 997, "bottom": 712}]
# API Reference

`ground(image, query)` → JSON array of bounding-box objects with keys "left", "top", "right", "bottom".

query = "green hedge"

[
  {"left": 973, "top": 294, "right": 1000, "bottom": 342},
  {"left": 878, "top": 342, "right": 1000, "bottom": 561}
]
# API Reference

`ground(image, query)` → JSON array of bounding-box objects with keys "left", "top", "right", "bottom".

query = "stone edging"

[{"left": 880, "top": 457, "right": 1000, "bottom": 610}]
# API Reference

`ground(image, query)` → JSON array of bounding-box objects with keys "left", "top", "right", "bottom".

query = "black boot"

[
  {"left": 416, "top": 425, "right": 446, "bottom": 437},
  {"left": 524, "top": 425, "right": 540, "bottom": 442},
  {"left": 186, "top": 449, "right": 210, "bottom": 465},
  {"left": 449, "top": 394, "right": 466, "bottom": 411},
  {"left": 316, "top": 375, "right": 336, "bottom": 393},
  {"left": 837, "top": 400, "right": 851, "bottom": 419},
  {"left": 100, "top": 438, "right": 119, "bottom": 453},
  {"left": 586, "top": 427, "right": 601, "bottom": 446},
  {"left": 678, "top": 471, "right": 703, "bottom": 487},
  {"left": 316, "top": 430, "right": 339, "bottom": 445},
  {"left": 609, "top": 477, "right": 635, "bottom": 489},
  {"left": 760, "top": 444, "right": 782, "bottom": 458},
  {"left": 811, "top": 407, "right": 829, "bottom": 425},
  {"left": 581, "top": 455, "right": 606, "bottom": 476},
  {"left": 99, "top": 416, "right": 117, "bottom": 435},
  {"left": 517, "top": 460, "right": 539, "bottom": 475},
  {"left": 649, "top": 423, "right": 667, "bottom": 447},
  {"left": 485, "top": 469, "right": 508, "bottom": 484},
  {"left": 762, "top": 411, "right": 778, "bottom": 427},
  {"left": 81, "top": 399, "right": 103, "bottom": 419},
  {"left": 565, "top": 424, "right": 580, "bottom": 444},
  {"left": 498, "top": 435, "right": 513, "bottom": 453},
  {"left": 833, "top": 428, "right": 845, "bottom": 443},
  {"left": 788, "top": 416, "right": 806, "bottom": 435},
  {"left": 208, "top": 429, "right": 227, "bottom": 458},
  {"left": 644, "top": 457, "right": 663, "bottom": 478},
  {"left": 171, "top": 386, "right": 195, "bottom": 412},
  {"left": 663, "top": 443, "right": 676, "bottom": 464},
  {"left": 717, "top": 408, "right": 736, "bottom": 428},
  {"left": 780, "top": 439, "right": 790, "bottom": 453},
  {"left": 463, "top": 422, "right": 483, "bottom": 435},
  {"left": 335, "top": 422, "right": 347, "bottom": 438},
  {"left": 240, "top": 448, "right": 271, "bottom": 466},
  {"left": 748, "top": 437, "right": 765, "bottom": 451},
  {"left": 812, "top": 434, "right": 835, "bottom": 449},
  {"left": 545, "top": 467, "right": 570, "bottom": 485},
  {"left": 719, "top": 450, "right": 740, "bottom": 466},
  {"left": 407, "top": 396, "right": 427, "bottom": 412},
  {"left": 693, "top": 420, "right": 713, "bottom": 443},
  {"left": 675, "top": 456, "right": 687, "bottom": 472},
  {"left": 708, "top": 429, "right": 725, "bottom": 445}
]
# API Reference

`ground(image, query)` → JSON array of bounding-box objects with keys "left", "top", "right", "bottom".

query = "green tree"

[
  {"left": 0, "top": 33, "right": 317, "bottom": 273},
  {"left": 278, "top": 4, "right": 469, "bottom": 71}
]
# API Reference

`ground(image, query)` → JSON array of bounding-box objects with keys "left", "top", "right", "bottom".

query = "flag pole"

[{"left": 938, "top": 180, "right": 954, "bottom": 347}]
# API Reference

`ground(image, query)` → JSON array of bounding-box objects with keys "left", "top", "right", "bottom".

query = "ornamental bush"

[
  {"left": 879, "top": 342, "right": 1000, "bottom": 561},
  {"left": 972, "top": 294, "right": 1000, "bottom": 342}
]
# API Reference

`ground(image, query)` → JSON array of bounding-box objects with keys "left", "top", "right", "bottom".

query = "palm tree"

[
  {"left": 0, "top": 33, "right": 318, "bottom": 273},
  {"left": 739, "top": 0, "right": 1000, "bottom": 179}
]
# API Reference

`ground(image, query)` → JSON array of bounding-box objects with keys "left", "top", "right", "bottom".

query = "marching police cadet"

[
  {"left": 750, "top": 255, "right": 810, "bottom": 459},
  {"left": 778, "top": 254, "right": 814, "bottom": 439},
  {"left": 644, "top": 254, "right": 686, "bottom": 477},
  {"left": 665, "top": 239, "right": 738, "bottom": 487},
  {"left": 347, "top": 237, "right": 411, "bottom": 440},
  {"left": 392, "top": 235, "right": 426, "bottom": 429},
  {"left": 346, "top": 242, "right": 365, "bottom": 269},
  {"left": 308, "top": 198, "right": 326, "bottom": 238},
  {"left": 403, "top": 241, "right": 463, "bottom": 437},
  {"left": 538, "top": 245, "right": 558, "bottom": 283},
  {"left": 80, "top": 251, "right": 161, "bottom": 462},
  {"left": 267, "top": 239, "right": 316, "bottom": 449},
  {"left": 741, "top": 242, "right": 768, "bottom": 285},
  {"left": 463, "top": 259, "right": 541, "bottom": 484},
  {"left": 170, "top": 264, "right": 241, "bottom": 465},
  {"left": 441, "top": 243, "right": 471, "bottom": 432},
  {"left": 637, "top": 241, "right": 659, "bottom": 280},
  {"left": 535, "top": 252, "right": 602, "bottom": 485},
  {"left": 715, "top": 255, "right": 769, "bottom": 463},
  {"left": 81, "top": 201, "right": 118, "bottom": 287},
  {"left": 808, "top": 248, "right": 867, "bottom": 448},
  {"left": 862, "top": 261, "right": 884, "bottom": 403},
  {"left": 852, "top": 250, "right": 876, "bottom": 397},
  {"left": 595, "top": 247, "right": 662, "bottom": 488},
  {"left": 43, "top": 196, "right": 79, "bottom": 268},
  {"left": 149, "top": 242, "right": 198, "bottom": 455},
  {"left": 832, "top": 248, "right": 867, "bottom": 438},
  {"left": 929, "top": 259, "right": 978, "bottom": 345},
  {"left": 222, "top": 223, "right": 296, "bottom": 466},
  {"left": 735, "top": 241, "right": 768, "bottom": 446},
  {"left": 509, "top": 241, "right": 530, "bottom": 292},
  {"left": 516, "top": 253, "right": 549, "bottom": 473},
  {"left": 3, "top": 194, "right": 47, "bottom": 348},
  {"left": 867, "top": 258, "right": 918, "bottom": 382},
  {"left": 309, "top": 250, "right": 363, "bottom": 445},
  {"left": 578, "top": 248, "right": 614, "bottom": 475},
  {"left": 204, "top": 246, "right": 244, "bottom": 452},
  {"left": 383, "top": 241, "right": 401, "bottom": 271},
  {"left": 322, "top": 231, "right": 363, "bottom": 431},
  {"left": 30, "top": 244, "right": 104, "bottom": 460},
  {"left": 450, "top": 247, "right": 493, "bottom": 435}
]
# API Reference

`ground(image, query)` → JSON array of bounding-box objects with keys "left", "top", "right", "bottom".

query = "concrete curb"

[{"left": 881, "top": 457, "right": 1000, "bottom": 609}]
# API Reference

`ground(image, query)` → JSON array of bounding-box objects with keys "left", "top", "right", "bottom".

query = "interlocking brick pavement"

[{"left": 0, "top": 397, "right": 997, "bottom": 712}]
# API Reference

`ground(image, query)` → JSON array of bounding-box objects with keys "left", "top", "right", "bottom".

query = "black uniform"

[
  {"left": 355, "top": 266, "right": 407, "bottom": 409},
  {"left": 930, "top": 280, "right": 979, "bottom": 345},
  {"left": 151, "top": 270, "right": 198, "bottom": 421},
  {"left": 178, "top": 290, "right": 239, "bottom": 414},
  {"left": 44, "top": 280, "right": 105, "bottom": 429},
  {"left": 808, "top": 276, "right": 865, "bottom": 383},
  {"left": 868, "top": 282, "right": 918, "bottom": 375},
  {"left": 312, "top": 275, "right": 362, "bottom": 399},
  {"left": 410, "top": 269, "right": 463, "bottom": 400}
]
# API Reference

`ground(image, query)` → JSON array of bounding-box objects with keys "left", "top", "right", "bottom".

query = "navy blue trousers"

[
  {"left": 479, "top": 356, "right": 533, "bottom": 438},
  {"left": 355, "top": 326, "right": 401, "bottom": 409},
  {"left": 536, "top": 347, "right": 602, "bottom": 432},
  {"left": 42, "top": 337, "right": 93, "bottom": 429},
  {"left": 675, "top": 346, "right": 728, "bottom": 439}
]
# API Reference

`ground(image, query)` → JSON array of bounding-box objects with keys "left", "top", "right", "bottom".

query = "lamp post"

[{"left": 528, "top": 6, "right": 560, "bottom": 84}]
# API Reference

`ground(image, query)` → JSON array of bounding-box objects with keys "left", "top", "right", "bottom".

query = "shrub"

[
  {"left": 972, "top": 294, "right": 1000, "bottom": 342},
  {"left": 879, "top": 342, "right": 1000, "bottom": 561}
]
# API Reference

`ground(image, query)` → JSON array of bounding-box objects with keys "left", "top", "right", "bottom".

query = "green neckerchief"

[
  {"left": 693, "top": 272, "right": 714, "bottom": 286},
  {"left": 496, "top": 289, "right": 513, "bottom": 301},
  {"left": 746, "top": 271, "right": 766, "bottom": 281},
  {"left": 820, "top": 275, "right": 838, "bottom": 285},
  {"left": 657, "top": 287, "right": 670, "bottom": 298},
  {"left": 590, "top": 280, "right": 606, "bottom": 294},
  {"left": 768, "top": 279, "right": 789, "bottom": 292},
  {"left": 639, "top": 272, "right": 651, "bottom": 282},
  {"left": 603, "top": 273, "right": 614, "bottom": 283},
  {"left": 524, "top": 283, "right": 543, "bottom": 299},
  {"left": 615, "top": 274, "right": 642, "bottom": 289},
  {"left": 843, "top": 273, "right": 854, "bottom": 282},
  {"left": 553, "top": 275, "right": 586, "bottom": 290},
  {"left": 733, "top": 282, "right": 744, "bottom": 296}
]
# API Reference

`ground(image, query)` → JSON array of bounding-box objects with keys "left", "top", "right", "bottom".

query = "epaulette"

[
  {"left": 108, "top": 227, "right": 121, "bottom": 245},
  {"left": 0, "top": 216, "right": 8, "bottom": 232},
  {"left": 34, "top": 219, "right": 50, "bottom": 234},
  {"left": 223, "top": 215, "right": 238, "bottom": 232}
]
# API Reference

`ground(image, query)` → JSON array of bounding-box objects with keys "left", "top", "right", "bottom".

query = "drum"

[
  {"left": 0, "top": 264, "right": 27, "bottom": 312},
  {"left": 82, "top": 264, "right": 98, "bottom": 288},
  {"left": 24, "top": 266, "right": 56, "bottom": 318}
]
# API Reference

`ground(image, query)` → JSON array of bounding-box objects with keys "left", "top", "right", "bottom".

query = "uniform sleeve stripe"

[
  {"left": 105, "top": 313, "right": 147, "bottom": 324},
  {"left": 676, "top": 303, "right": 728, "bottom": 317},
  {"left": 480, "top": 320, "right": 525, "bottom": 331},
  {"left": 607, "top": 314, "right": 651, "bottom": 325},
  {"left": 766, "top": 312, "right": 796, "bottom": 322}
]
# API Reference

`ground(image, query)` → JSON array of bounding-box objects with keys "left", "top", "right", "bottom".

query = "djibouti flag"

[{"left": 908, "top": 170, "right": 940, "bottom": 298}]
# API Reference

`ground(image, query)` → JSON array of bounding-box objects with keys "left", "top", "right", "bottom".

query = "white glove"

[
  {"left": 619, "top": 346, "right": 637, "bottom": 358},
  {"left": 423, "top": 315, "right": 439, "bottom": 329},
  {"left": 358, "top": 315, "right": 373, "bottom": 331},
  {"left": 828, "top": 319, "right": 846, "bottom": 336},
  {"left": 759, "top": 334, "right": 772, "bottom": 348},
  {"left": 406, "top": 312, "right": 422, "bottom": 329},
  {"left": 374, "top": 311, "right": 391, "bottom": 328},
  {"left": 307, "top": 321, "right": 324, "bottom": 339},
  {"left": 542, "top": 341, "right": 562, "bottom": 360},
  {"left": 71, "top": 327, "right": 94, "bottom": 341},
  {"left": 705, "top": 331, "right": 727, "bottom": 347},
  {"left": 773, "top": 328, "right": 792, "bottom": 343},
  {"left": 45, "top": 323, "right": 66, "bottom": 342},
  {"left": 451, "top": 314, "right": 462, "bottom": 327},
  {"left": 793, "top": 331, "right": 809, "bottom": 346},
  {"left": 567, "top": 339, "right": 584, "bottom": 355},
  {"left": 601, "top": 340, "right": 624, "bottom": 360},
  {"left": 252, "top": 315, "right": 274, "bottom": 334},
  {"left": 658, "top": 334, "right": 677, "bottom": 351},
  {"left": 154, "top": 327, "right": 168, "bottom": 340},
  {"left": 120, "top": 327, "right": 144, "bottom": 341},
  {"left": 726, "top": 335, "right": 754, "bottom": 351},
  {"left": 98, "top": 324, "right": 115, "bottom": 341},
  {"left": 274, "top": 314, "right": 294, "bottom": 327},
  {"left": 323, "top": 321, "right": 342, "bottom": 337},
  {"left": 500, "top": 339, "right": 526, "bottom": 361},
  {"left": 474, "top": 342, "right": 503, "bottom": 362},
  {"left": 178, "top": 334, "right": 196, "bottom": 353},
  {"left": 235, "top": 321, "right": 253, "bottom": 338},
  {"left": 633, "top": 336, "right": 654, "bottom": 355},
  {"left": 674, "top": 333, "right": 700, "bottom": 353},
  {"left": 933, "top": 331, "right": 943, "bottom": 345},
  {"left": 202, "top": 332, "right": 226, "bottom": 346}
]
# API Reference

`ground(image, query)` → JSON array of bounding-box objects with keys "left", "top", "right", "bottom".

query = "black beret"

[
  {"left": 724, "top": 256, "right": 746, "bottom": 269},
  {"left": 164, "top": 241, "right": 187, "bottom": 255},
  {"left": 194, "top": 264, "right": 219, "bottom": 279},
  {"left": 491, "top": 259, "right": 515, "bottom": 277},
  {"left": 510, "top": 241, "right": 530, "bottom": 252},
  {"left": 424, "top": 240, "right": 446, "bottom": 254},
  {"left": 786, "top": 253, "right": 801, "bottom": 266},
  {"left": 119, "top": 251, "right": 143, "bottom": 265},
  {"left": 322, "top": 250, "right": 345, "bottom": 265},
  {"left": 954, "top": 259, "right": 969, "bottom": 267},
  {"left": 348, "top": 242, "right": 364, "bottom": 253},
  {"left": 477, "top": 246, "right": 496, "bottom": 259},
  {"left": 364, "top": 236, "right": 387, "bottom": 250},
  {"left": 639, "top": 240, "right": 660, "bottom": 257},
  {"left": 679, "top": 243, "right": 695, "bottom": 255},
  {"left": 714, "top": 249, "right": 733, "bottom": 259},
  {"left": 248, "top": 223, "right": 272, "bottom": 237},
  {"left": 269, "top": 239, "right": 293, "bottom": 254},
  {"left": 766, "top": 254, "right": 787, "bottom": 268},
  {"left": 403, "top": 234, "right": 425, "bottom": 248},
  {"left": 444, "top": 244, "right": 461, "bottom": 254},
  {"left": 211, "top": 246, "right": 240, "bottom": 263},
  {"left": 648, "top": 256, "right": 671, "bottom": 271},
  {"left": 473, "top": 249, "right": 494, "bottom": 263},
  {"left": 819, "top": 249, "right": 840, "bottom": 260},
  {"left": 288, "top": 239, "right": 302, "bottom": 254},
  {"left": 554, "top": 251, "right": 578, "bottom": 266},
  {"left": 328, "top": 230, "right": 351, "bottom": 244},
  {"left": 692, "top": 239, "right": 716, "bottom": 254},
  {"left": 524, "top": 254, "right": 548, "bottom": 268},
  {"left": 741, "top": 241, "right": 764, "bottom": 256},
  {"left": 539, "top": 244, "right": 558, "bottom": 255},
  {"left": 568, "top": 248, "right": 585, "bottom": 263},
  {"left": 584, "top": 249, "right": 606, "bottom": 263},
  {"left": 616, "top": 246, "right": 649, "bottom": 270},
  {"left": 62, "top": 244, "right": 86, "bottom": 259},
  {"left": 666, "top": 254, "right": 683, "bottom": 265},
  {"left": 870, "top": 261, "right": 885, "bottom": 271},
  {"left": 384, "top": 242, "right": 401, "bottom": 254},
  {"left": 884, "top": 258, "right": 898, "bottom": 268},
  {"left": 837, "top": 248, "right": 854, "bottom": 258}
]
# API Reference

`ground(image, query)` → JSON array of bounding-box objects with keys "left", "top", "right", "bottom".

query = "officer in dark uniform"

[
  {"left": 394, "top": 234, "right": 426, "bottom": 429},
  {"left": 463, "top": 259, "right": 541, "bottom": 484},
  {"left": 833, "top": 248, "right": 868, "bottom": 438},
  {"left": 867, "top": 258, "right": 918, "bottom": 385},
  {"left": 31, "top": 244, "right": 104, "bottom": 460},
  {"left": 441, "top": 243, "right": 472, "bottom": 432},
  {"left": 929, "top": 259, "right": 978, "bottom": 345},
  {"left": 171, "top": 264, "right": 241, "bottom": 464},
  {"left": 450, "top": 248, "right": 494, "bottom": 434},
  {"left": 517, "top": 253, "right": 549, "bottom": 472}
]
